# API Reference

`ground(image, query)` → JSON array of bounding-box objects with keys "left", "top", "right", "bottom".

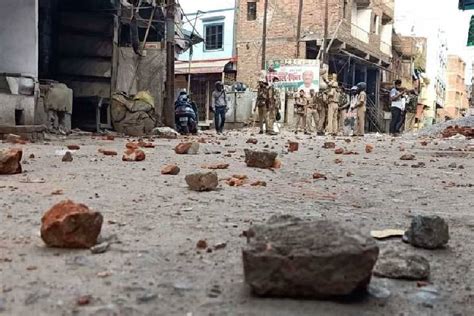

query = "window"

[
  {"left": 374, "top": 15, "right": 380, "bottom": 34},
  {"left": 247, "top": 1, "right": 257, "bottom": 21},
  {"left": 204, "top": 23, "right": 224, "bottom": 51},
  {"left": 343, "top": 0, "right": 348, "bottom": 19}
]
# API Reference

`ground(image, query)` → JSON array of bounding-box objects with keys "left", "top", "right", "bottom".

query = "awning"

[{"left": 175, "top": 59, "right": 234, "bottom": 75}]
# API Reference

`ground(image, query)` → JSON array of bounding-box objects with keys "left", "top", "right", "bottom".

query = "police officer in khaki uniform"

[
  {"left": 294, "top": 89, "right": 308, "bottom": 134},
  {"left": 254, "top": 80, "right": 270, "bottom": 134},
  {"left": 326, "top": 80, "right": 340, "bottom": 135},
  {"left": 354, "top": 82, "right": 367, "bottom": 136},
  {"left": 315, "top": 91, "right": 327, "bottom": 135},
  {"left": 267, "top": 77, "right": 281, "bottom": 135},
  {"left": 306, "top": 89, "right": 319, "bottom": 133}
]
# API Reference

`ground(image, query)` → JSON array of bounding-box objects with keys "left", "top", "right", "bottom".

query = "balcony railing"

[
  {"left": 351, "top": 23, "right": 369, "bottom": 43},
  {"left": 380, "top": 40, "right": 392, "bottom": 56}
]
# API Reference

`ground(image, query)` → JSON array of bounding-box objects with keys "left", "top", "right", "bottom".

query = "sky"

[{"left": 395, "top": 0, "right": 474, "bottom": 83}]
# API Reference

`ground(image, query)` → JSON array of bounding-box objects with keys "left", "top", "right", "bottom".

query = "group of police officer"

[{"left": 255, "top": 75, "right": 367, "bottom": 137}]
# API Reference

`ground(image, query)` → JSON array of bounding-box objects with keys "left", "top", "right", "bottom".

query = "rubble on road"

[
  {"left": 374, "top": 247, "right": 430, "bottom": 280},
  {"left": 185, "top": 172, "right": 218, "bottom": 191},
  {"left": 244, "top": 149, "right": 277, "bottom": 169},
  {"left": 323, "top": 142, "right": 336, "bottom": 149},
  {"left": 152, "top": 127, "right": 179, "bottom": 139},
  {"left": 404, "top": 215, "right": 449, "bottom": 249},
  {"left": 67, "top": 145, "right": 80, "bottom": 150},
  {"left": 246, "top": 138, "right": 258, "bottom": 144},
  {"left": 40, "top": 200, "right": 103, "bottom": 248},
  {"left": 161, "top": 164, "right": 180, "bottom": 175},
  {"left": 288, "top": 141, "right": 299, "bottom": 152},
  {"left": 242, "top": 216, "right": 379, "bottom": 298},
  {"left": 313, "top": 172, "right": 327, "bottom": 180},
  {"left": 62, "top": 151, "right": 73, "bottom": 162},
  {"left": 205, "top": 163, "right": 229, "bottom": 170},
  {"left": 4, "top": 134, "right": 27, "bottom": 144},
  {"left": 417, "top": 116, "right": 474, "bottom": 138},
  {"left": 400, "top": 154, "right": 416, "bottom": 161},
  {"left": 98, "top": 149, "right": 118, "bottom": 156},
  {"left": 0, "top": 148, "right": 23, "bottom": 175},
  {"left": 122, "top": 149, "right": 146, "bottom": 162},
  {"left": 366, "top": 144, "right": 374, "bottom": 153},
  {"left": 441, "top": 126, "right": 474, "bottom": 139},
  {"left": 175, "top": 142, "right": 199, "bottom": 155}
]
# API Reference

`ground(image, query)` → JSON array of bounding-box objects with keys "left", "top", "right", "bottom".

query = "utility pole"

[
  {"left": 164, "top": 0, "right": 176, "bottom": 128},
  {"left": 296, "top": 0, "right": 304, "bottom": 58},
  {"left": 261, "top": 0, "right": 269, "bottom": 70},
  {"left": 321, "top": 0, "right": 329, "bottom": 63}
]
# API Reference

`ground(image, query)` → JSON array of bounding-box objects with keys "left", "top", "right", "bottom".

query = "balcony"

[
  {"left": 380, "top": 40, "right": 392, "bottom": 56},
  {"left": 351, "top": 23, "right": 369, "bottom": 44}
]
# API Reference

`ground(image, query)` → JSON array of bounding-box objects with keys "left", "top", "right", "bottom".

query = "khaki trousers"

[
  {"left": 317, "top": 106, "right": 326, "bottom": 133},
  {"left": 355, "top": 106, "right": 366, "bottom": 136},
  {"left": 306, "top": 108, "right": 319, "bottom": 132},
  {"left": 267, "top": 107, "right": 276, "bottom": 133},
  {"left": 258, "top": 106, "right": 268, "bottom": 132},
  {"left": 338, "top": 109, "right": 346, "bottom": 133},
  {"left": 295, "top": 113, "right": 306, "bottom": 132},
  {"left": 405, "top": 112, "right": 417, "bottom": 132},
  {"left": 326, "top": 102, "right": 339, "bottom": 134}
]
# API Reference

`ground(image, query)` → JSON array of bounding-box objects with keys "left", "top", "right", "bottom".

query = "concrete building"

[
  {"left": 236, "top": 0, "right": 395, "bottom": 132},
  {"left": 175, "top": 0, "right": 237, "bottom": 125},
  {"left": 395, "top": 2, "right": 448, "bottom": 127},
  {"left": 443, "top": 55, "right": 469, "bottom": 119},
  {"left": 0, "top": 0, "right": 187, "bottom": 138}
]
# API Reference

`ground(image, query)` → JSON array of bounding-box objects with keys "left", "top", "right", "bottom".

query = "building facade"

[
  {"left": 176, "top": 0, "right": 237, "bottom": 125},
  {"left": 236, "top": 0, "right": 394, "bottom": 132},
  {"left": 444, "top": 55, "right": 469, "bottom": 119}
]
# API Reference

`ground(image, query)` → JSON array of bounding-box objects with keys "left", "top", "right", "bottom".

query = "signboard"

[{"left": 265, "top": 59, "right": 320, "bottom": 93}]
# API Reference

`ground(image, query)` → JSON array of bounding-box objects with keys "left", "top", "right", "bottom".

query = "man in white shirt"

[{"left": 389, "top": 80, "right": 405, "bottom": 136}]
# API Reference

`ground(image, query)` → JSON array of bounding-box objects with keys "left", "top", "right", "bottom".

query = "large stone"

[
  {"left": 404, "top": 215, "right": 449, "bottom": 249},
  {"left": 242, "top": 218, "right": 379, "bottom": 298},
  {"left": 152, "top": 127, "right": 179, "bottom": 139},
  {"left": 0, "top": 148, "right": 22, "bottom": 175},
  {"left": 175, "top": 142, "right": 199, "bottom": 155},
  {"left": 185, "top": 172, "right": 218, "bottom": 191},
  {"left": 244, "top": 149, "right": 277, "bottom": 169},
  {"left": 40, "top": 200, "right": 103, "bottom": 248},
  {"left": 122, "top": 149, "right": 146, "bottom": 162},
  {"left": 374, "top": 247, "right": 430, "bottom": 280}
]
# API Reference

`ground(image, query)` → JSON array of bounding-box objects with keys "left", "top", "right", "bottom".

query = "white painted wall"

[
  {"left": 179, "top": 0, "right": 236, "bottom": 61},
  {"left": 0, "top": 0, "right": 38, "bottom": 77}
]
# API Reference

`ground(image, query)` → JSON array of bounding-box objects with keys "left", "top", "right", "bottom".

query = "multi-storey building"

[
  {"left": 444, "top": 55, "right": 469, "bottom": 119},
  {"left": 236, "top": 0, "right": 394, "bottom": 131},
  {"left": 176, "top": 0, "right": 237, "bottom": 125}
]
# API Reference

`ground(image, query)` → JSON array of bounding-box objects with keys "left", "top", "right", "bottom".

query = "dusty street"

[{"left": 1, "top": 129, "right": 473, "bottom": 316}]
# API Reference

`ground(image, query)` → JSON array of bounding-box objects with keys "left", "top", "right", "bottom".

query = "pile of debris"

[
  {"left": 417, "top": 116, "right": 474, "bottom": 138},
  {"left": 441, "top": 125, "right": 474, "bottom": 139},
  {"left": 110, "top": 91, "right": 156, "bottom": 136}
]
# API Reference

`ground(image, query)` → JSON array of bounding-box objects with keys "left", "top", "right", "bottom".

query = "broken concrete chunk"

[
  {"left": 152, "top": 127, "right": 179, "bottom": 139},
  {"left": 62, "top": 151, "right": 73, "bottom": 162},
  {"left": 99, "top": 149, "right": 118, "bottom": 156},
  {"left": 122, "top": 149, "right": 146, "bottom": 162},
  {"left": 41, "top": 200, "right": 103, "bottom": 248},
  {"left": 67, "top": 145, "right": 80, "bottom": 150},
  {"left": 404, "top": 215, "right": 449, "bottom": 249},
  {"left": 175, "top": 142, "right": 199, "bottom": 155},
  {"left": 246, "top": 138, "right": 258, "bottom": 144},
  {"left": 374, "top": 247, "right": 430, "bottom": 280},
  {"left": 0, "top": 148, "right": 22, "bottom": 175},
  {"left": 400, "top": 154, "right": 416, "bottom": 161},
  {"left": 161, "top": 164, "right": 180, "bottom": 175},
  {"left": 185, "top": 172, "right": 218, "bottom": 191},
  {"left": 242, "top": 219, "right": 379, "bottom": 298},
  {"left": 288, "top": 141, "right": 299, "bottom": 152},
  {"left": 244, "top": 149, "right": 277, "bottom": 169},
  {"left": 323, "top": 142, "right": 336, "bottom": 149}
]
